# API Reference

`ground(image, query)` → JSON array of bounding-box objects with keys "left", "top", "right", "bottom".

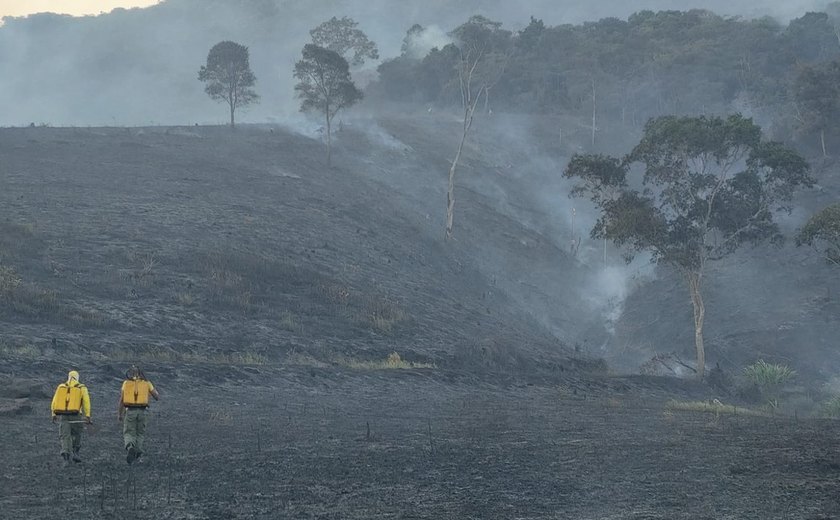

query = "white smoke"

[{"left": 402, "top": 25, "right": 452, "bottom": 59}]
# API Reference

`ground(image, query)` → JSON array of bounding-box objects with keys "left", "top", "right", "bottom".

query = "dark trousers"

[{"left": 58, "top": 415, "right": 83, "bottom": 454}]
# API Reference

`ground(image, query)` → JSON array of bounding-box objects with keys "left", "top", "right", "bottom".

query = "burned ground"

[
  {"left": 5, "top": 362, "right": 840, "bottom": 519},
  {"left": 2, "top": 122, "right": 840, "bottom": 518}
]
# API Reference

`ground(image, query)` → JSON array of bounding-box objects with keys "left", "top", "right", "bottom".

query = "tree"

[
  {"left": 310, "top": 16, "right": 378, "bottom": 66},
  {"left": 198, "top": 41, "right": 259, "bottom": 127},
  {"left": 445, "top": 16, "right": 512, "bottom": 240},
  {"left": 294, "top": 44, "right": 362, "bottom": 166},
  {"left": 565, "top": 115, "right": 812, "bottom": 378},
  {"left": 793, "top": 61, "right": 840, "bottom": 157},
  {"left": 797, "top": 203, "right": 840, "bottom": 266}
]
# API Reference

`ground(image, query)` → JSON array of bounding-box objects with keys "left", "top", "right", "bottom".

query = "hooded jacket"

[{"left": 51, "top": 372, "right": 92, "bottom": 418}]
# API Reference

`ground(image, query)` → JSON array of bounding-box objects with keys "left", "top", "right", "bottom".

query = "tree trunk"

[
  {"left": 821, "top": 128, "right": 827, "bottom": 158},
  {"left": 446, "top": 88, "right": 483, "bottom": 240},
  {"left": 326, "top": 112, "right": 332, "bottom": 167},
  {"left": 687, "top": 271, "right": 706, "bottom": 379},
  {"left": 445, "top": 131, "right": 468, "bottom": 240},
  {"left": 591, "top": 78, "right": 597, "bottom": 148},
  {"left": 229, "top": 101, "right": 235, "bottom": 128}
]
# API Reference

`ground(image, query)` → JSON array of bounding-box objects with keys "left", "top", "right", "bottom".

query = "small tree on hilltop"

[
  {"left": 294, "top": 44, "right": 362, "bottom": 166},
  {"left": 198, "top": 41, "right": 259, "bottom": 127},
  {"left": 310, "top": 16, "right": 378, "bottom": 66},
  {"left": 565, "top": 114, "right": 812, "bottom": 378}
]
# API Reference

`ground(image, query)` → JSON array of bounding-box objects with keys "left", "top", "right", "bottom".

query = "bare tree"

[{"left": 445, "top": 16, "right": 511, "bottom": 240}]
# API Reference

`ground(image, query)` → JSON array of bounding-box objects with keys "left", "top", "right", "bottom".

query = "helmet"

[
  {"left": 67, "top": 370, "right": 79, "bottom": 383},
  {"left": 126, "top": 365, "right": 141, "bottom": 380}
]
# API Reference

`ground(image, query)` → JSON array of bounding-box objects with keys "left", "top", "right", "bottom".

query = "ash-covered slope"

[
  {"left": 0, "top": 123, "right": 602, "bottom": 375},
  {"left": 333, "top": 111, "right": 840, "bottom": 389}
]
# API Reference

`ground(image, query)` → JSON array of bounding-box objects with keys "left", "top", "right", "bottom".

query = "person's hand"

[
  {"left": 117, "top": 415, "right": 123, "bottom": 423},
  {"left": 85, "top": 416, "right": 92, "bottom": 425},
  {"left": 51, "top": 415, "right": 57, "bottom": 424}
]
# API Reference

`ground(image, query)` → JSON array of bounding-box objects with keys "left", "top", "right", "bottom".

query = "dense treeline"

[{"left": 371, "top": 7, "right": 840, "bottom": 152}]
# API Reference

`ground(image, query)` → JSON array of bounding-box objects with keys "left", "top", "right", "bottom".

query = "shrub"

[
  {"left": 0, "top": 265, "right": 22, "bottom": 296},
  {"left": 743, "top": 360, "right": 796, "bottom": 389},
  {"left": 821, "top": 396, "right": 840, "bottom": 418}
]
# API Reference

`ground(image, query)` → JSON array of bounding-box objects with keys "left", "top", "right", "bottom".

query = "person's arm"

[
  {"left": 50, "top": 385, "right": 59, "bottom": 422},
  {"left": 117, "top": 382, "right": 125, "bottom": 422},
  {"left": 149, "top": 381, "right": 160, "bottom": 401},
  {"left": 81, "top": 385, "right": 92, "bottom": 423}
]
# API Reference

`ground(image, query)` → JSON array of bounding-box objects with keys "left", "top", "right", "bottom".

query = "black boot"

[
  {"left": 72, "top": 450, "right": 82, "bottom": 463},
  {"left": 126, "top": 444, "right": 137, "bottom": 464}
]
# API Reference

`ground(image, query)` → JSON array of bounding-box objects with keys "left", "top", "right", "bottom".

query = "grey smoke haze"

[{"left": 0, "top": 0, "right": 832, "bottom": 126}]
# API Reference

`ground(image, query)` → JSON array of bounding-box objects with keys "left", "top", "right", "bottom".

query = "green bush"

[
  {"left": 743, "top": 360, "right": 796, "bottom": 407},
  {"left": 743, "top": 360, "right": 796, "bottom": 389},
  {"left": 0, "top": 265, "right": 22, "bottom": 296},
  {"left": 821, "top": 396, "right": 840, "bottom": 418}
]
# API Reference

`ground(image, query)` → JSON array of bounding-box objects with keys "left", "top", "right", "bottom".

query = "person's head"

[
  {"left": 126, "top": 365, "right": 141, "bottom": 380},
  {"left": 67, "top": 370, "right": 79, "bottom": 384}
]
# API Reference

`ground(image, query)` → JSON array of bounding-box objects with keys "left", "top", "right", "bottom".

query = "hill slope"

[{"left": 0, "top": 123, "right": 601, "bottom": 376}]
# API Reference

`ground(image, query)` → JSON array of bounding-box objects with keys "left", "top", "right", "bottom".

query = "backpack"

[
  {"left": 122, "top": 380, "right": 151, "bottom": 407},
  {"left": 53, "top": 384, "right": 84, "bottom": 415}
]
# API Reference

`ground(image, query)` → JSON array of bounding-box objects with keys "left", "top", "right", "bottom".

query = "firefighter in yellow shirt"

[
  {"left": 117, "top": 365, "right": 159, "bottom": 464},
  {"left": 50, "top": 370, "right": 92, "bottom": 463}
]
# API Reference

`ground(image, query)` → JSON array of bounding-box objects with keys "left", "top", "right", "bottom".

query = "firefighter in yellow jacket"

[
  {"left": 50, "top": 370, "right": 92, "bottom": 463},
  {"left": 117, "top": 365, "right": 159, "bottom": 464}
]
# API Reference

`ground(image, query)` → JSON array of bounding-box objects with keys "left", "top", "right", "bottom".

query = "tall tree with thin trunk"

[
  {"left": 294, "top": 44, "right": 362, "bottom": 166},
  {"left": 445, "top": 16, "right": 511, "bottom": 240},
  {"left": 793, "top": 61, "right": 840, "bottom": 157},
  {"left": 198, "top": 41, "right": 259, "bottom": 127},
  {"left": 565, "top": 114, "right": 812, "bottom": 378}
]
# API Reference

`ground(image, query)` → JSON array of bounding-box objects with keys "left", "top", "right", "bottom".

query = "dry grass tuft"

[
  {"left": 339, "top": 351, "right": 435, "bottom": 370},
  {"left": 111, "top": 345, "right": 267, "bottom": 365},
  {"left": 0, "top": 340, "right": 41, "bottom": 358},
  {"left": 279, "top": 311, "right": 302, "bottom": 333},
  {"left": 665, "top": 399, "right": 769, "bottom": 417}
]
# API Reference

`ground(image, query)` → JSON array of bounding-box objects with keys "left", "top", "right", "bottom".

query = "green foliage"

[
  {"left": 743, "top": 360, "right": 796, "bottom": 390},
  {"left": 565, "top": 114, "right": 812, "bottom": 270},
  {"left": 372, "top": 9, "right": 840, "bottom": 128},
  {"left": 294, "top": 43, "right": 362, "bottom": 165},
  {"left": 793, "top": 61, "right": 840, "bottom": 154},
  {"left": 797, "top": 203, "right": 840, "bottom": 265},
  {"left": 198, "top": 41, "right": 259, "bottom": 126},
  {"left": 310, "top": 16, "right": 378, "bottom": 66},
  {"left": 820, "top": 396, "right": 840, "bottom": 418},
  {"left": 294, "top": 44, "right": 362, "bottom": 118},
  {"left": 565, "top": 115, "right": 810, "bottom": 377}
]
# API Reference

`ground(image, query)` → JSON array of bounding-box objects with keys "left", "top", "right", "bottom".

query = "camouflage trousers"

[
  {"left": 123, "top": 407, "right": 148, "bottom": 453},
  {"left": 58, "top": 415, "right": 83, "bottom": 455}
]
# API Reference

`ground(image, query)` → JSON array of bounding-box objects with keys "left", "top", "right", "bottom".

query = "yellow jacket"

[{"left": 50, "top": 379, "right": 91, "bottom": 418}]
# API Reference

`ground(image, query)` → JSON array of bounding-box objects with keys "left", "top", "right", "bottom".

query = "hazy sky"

[{"left": 0, "top": 0, "right": 159, "bottom": 18}]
